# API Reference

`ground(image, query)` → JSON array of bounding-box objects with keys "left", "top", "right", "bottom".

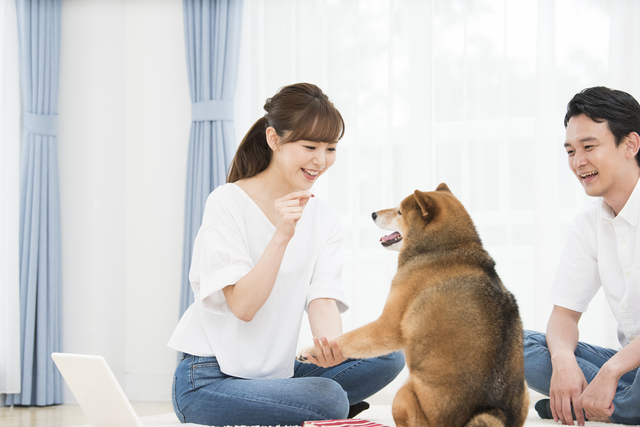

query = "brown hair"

[{"left": 227, "top": 83, "right": 345, "bottom": 183}]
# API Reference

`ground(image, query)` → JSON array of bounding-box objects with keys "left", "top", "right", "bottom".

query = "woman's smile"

[{"left": 301, "top": 168, "right": 320, "bottom": 180}]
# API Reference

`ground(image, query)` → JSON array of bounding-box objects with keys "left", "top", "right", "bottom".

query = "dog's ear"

[
  {"left": 413, "top": 190, "right": 433, "bottom": 218},
  {"left": 436, "top": 183, "right": 451, "bottom": 193}
]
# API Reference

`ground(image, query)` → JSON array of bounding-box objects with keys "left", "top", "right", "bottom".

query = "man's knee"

[
  {"left": 610, "top": 373, "right": 640, "bottom": 425},
  {"left": 521, "top": 330, "right": 553, "bottom": 395}
]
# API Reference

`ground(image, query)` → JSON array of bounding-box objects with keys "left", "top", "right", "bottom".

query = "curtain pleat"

[
  {"left": 179, "top": 0, "right": 244, "bottom": 317},
  {"left": 6, "top": 0, "right": 63, "bottom": 406}
]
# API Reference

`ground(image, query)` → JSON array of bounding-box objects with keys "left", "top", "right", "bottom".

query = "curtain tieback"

[
  {"left": 23, "top": 111, "right": 58, "bottom": 136},
  {"left": 191, "top": 99, "right": 234, "bottom": 122}
]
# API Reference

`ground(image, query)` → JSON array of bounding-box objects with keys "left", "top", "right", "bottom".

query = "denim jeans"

[
  {"left": 523, "top": 329, "right": 640, "bottom": 424},
  {"left": 172, "top": 352, "right": 405, "bottom": 426}
]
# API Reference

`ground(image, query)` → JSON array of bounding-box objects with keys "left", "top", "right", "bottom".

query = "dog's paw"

[{"left": 296, "top": 347, "right": 316, "bottom": 363}]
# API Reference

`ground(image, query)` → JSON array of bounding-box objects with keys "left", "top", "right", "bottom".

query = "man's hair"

[{"left": 565, "top": 86, "right": 640, "bottom": 167}]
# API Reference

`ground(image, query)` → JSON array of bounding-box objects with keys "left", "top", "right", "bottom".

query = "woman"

[{"left": 168, "top": 83, "right": 405, "bottom": 426}]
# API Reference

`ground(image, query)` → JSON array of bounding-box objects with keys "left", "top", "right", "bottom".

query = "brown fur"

[{"left": 299, "top": 183, "right": 529, "bottom": 427}]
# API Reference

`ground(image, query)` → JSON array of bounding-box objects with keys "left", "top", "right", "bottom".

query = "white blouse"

[{"left": 168, "top": 183, "right": 349, "bottom": 379}]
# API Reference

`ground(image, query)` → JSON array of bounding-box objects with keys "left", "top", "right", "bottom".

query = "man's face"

[{"left": 564, "top": 114, "right": 630, "bottom": 200}]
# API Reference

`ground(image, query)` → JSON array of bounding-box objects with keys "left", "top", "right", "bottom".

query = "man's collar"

[{"left": 600, "top": 176, "right": 640, "bottom": 226}]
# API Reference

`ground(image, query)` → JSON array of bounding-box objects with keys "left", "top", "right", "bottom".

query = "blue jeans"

[
  {"left": 172, "top": 352, "right": 405, "bottom": 426},
  {"left": 523, "top": 329, "right": 640, "bottom": 425}
]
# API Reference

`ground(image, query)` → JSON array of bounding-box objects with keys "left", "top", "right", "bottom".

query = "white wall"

[
  {"left": 0, "top": 0, "right": 21, "bottom": 399},
  {"left": 58, "top": 0, "right": 190, "bottom": 402}
]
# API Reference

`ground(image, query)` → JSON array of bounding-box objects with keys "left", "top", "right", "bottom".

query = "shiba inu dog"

[{"left": 298, "top": 184, "right": 528, "bottom": 427}]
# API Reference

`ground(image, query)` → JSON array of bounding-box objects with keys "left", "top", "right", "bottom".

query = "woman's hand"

[
  {"left": 302, "top": 337, "right": 346, "bottom": 368},
  {"left": 305, "top": 299, "right": 344, "bottom": 367},
  {"left": 274, "top": 191, "right": 313, "bottom": 240}
]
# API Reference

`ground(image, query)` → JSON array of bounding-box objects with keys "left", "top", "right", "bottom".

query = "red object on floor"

[{"left": 303, "top": 419, "right": 389, "bottom": 427}]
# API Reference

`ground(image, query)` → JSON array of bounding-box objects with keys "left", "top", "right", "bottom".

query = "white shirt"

[
  {"left": 550, "top": 177, "right": 640, "bottom": 347},
  {"left": 168, "top": 183, "right": 349, "bottom": 379}
]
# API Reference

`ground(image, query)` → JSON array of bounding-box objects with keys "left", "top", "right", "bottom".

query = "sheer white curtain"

[
  {"left": 0, "top": 0, "right": 22, "bottom": 396},
  {"left": 236, "top": 0, "right": 639, "bottom": 350}
]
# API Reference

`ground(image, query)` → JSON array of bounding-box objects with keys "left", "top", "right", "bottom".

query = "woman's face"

[{"left": 269, "top": 136, "right": 338, "bottom": 191}]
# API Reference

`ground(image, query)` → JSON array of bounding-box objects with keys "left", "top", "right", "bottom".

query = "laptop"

[{"left": 51, "top": 353, "right": 202, "bottom": 427}]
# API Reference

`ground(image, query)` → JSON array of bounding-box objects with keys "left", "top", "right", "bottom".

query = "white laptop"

[{"left": 51, "top": 353, "right": 203, "bottom": 427}]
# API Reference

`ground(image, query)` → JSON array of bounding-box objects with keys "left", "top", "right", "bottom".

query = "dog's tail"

[{"left": 465, "top": 410, "right": 506, "bottom": 427}]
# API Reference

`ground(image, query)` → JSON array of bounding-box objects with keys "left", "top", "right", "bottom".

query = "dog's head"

[{"left": 372, "top": 183, "right": 478, "bottom": 253}]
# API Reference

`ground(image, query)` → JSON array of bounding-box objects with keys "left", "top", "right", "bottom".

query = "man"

[{"left": 524, "top": 86, "right": 640, "bottom": 426}]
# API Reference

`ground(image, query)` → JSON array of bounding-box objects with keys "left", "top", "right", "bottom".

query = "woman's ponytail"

[{"left": 227, "top": 117, "right": 271, "bottom": 183}]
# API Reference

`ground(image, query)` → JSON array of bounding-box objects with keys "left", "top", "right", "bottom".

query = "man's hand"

[
  {"left": 546, "top": 306, "right": 586, "bottom": 425},
  {"left": 580, "top": 373, "right": 618, "bottom": 420},
  {"left": 550, "top": 354, "right": 588, "bottom": 425},
  {"left": 578, "top": 366, "right": 616, "bottom": 421},
  {"left": 578, "top": 335, "right": 640, "bottom": 422}
]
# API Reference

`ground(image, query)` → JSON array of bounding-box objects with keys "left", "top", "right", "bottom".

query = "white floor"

[
  {"left": 0, "top": 401, "right": 173, "bottom": 427},
  {"left": 1, "top": 390, "right": 636, "bottom": 427}
]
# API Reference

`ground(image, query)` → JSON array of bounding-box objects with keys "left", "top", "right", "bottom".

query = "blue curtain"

[
  {"left": 6, "top": 0, "right": 63, "bottom": 407},
  {"left": 179, "top": 0, "right": 244, "bottom": 316}
]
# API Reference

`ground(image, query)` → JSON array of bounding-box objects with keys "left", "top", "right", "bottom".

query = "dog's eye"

[{"left": 397, "top": 210, "right": 401, "bottom": 215}]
